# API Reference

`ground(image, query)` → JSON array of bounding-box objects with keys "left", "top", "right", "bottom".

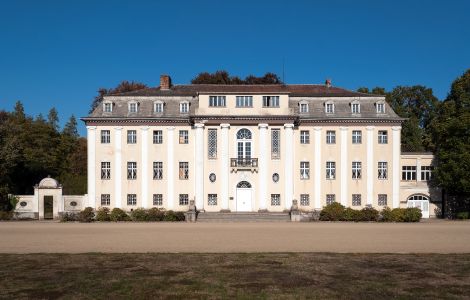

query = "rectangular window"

[
  {"left": 101, "top": 162, "right": 111, "bottom": 180},
  {"left": 402, "top": 166, "right": 417, "bottom": 181},
  {"left": 352, "top": 103, "right": 360, "bottom": 114},
  {"left": 263, "top": 96, "right": 280, "bottom": 107},
  {"left": 271, "top": 129, "right": 281, "bottom": 159},
  {"left": 153, "top": 194, "right": 163, "bottom": 206},
  {"left": 179, "top": 130, "right": 188, "bottom": 144},
  {"left": 208, "top": 194, "right": 217, "bottom": 206},
  {"left": 127, "top": 130, "right": 137, "bottom": 144},
  {"left": 300, "top": 130, "right": 310, "bottom": 144},
  {"left": 326, "top": 131, "right": 336, "bottom": 144},
  {"left": 326, "top": 103, "right": 334, "bottom": 114},
  {"left": 180, "top": 102, "right": 189, "bottom": 113},
  {"left": 104, "top": 102, "right": 112, "bottom": 113},
  {"left": 179, "top": 194, "right": 189, "bottom": 206},
  {"left": 378, "top": 130, "right": 388, "bottom": 144},
  {"left": 300, "top": 194, "right": 310, "bottom": 206},
  {"left": 209, "top": 96, "right": 226, "bottom": 107},
  {"left": 101, "top": 194, "right": 110, "bottom": 206},
  {"left": 378, "top": 194, "right": 387, "bottom": 206},
  {"left": 154, "top": 102, "right": 163, "bottom": 113},
  {"left": 326, "top": 194, "right": 336, "bottom": 205},
  {"left": 271, "top": 194, "right": 281, "bottom": 206},
  {"left": 377, "top": 103, "right": 385, "bottom": 114},
  {"left": 153, "top": 130, "right": 163, "bottom": 144},
  {"left": 352, "top": 194, "right": 361, "bottom": 206},
  {"left": 236, "top": 96, "right": 253, "bottom": 107},
  {"left": 300, "top": 103, "right": 309, "bottom": 113},
  {"left": 300, "top": 161, "right": 310, "bottom": 180},
  {"left": 352, "top": 161, "right": 362, "bottom": 179},
  {"left": 352, "top": 130, "right": 362, "bottom": 144},
  {"left": 153, "top": 162, "right": 163, "bottom": 180},
  {"left": 208, "top": 129, "right": 217, "bottom": 159},
  {"left": 101, "top": 130, "right": 110, "bottom": 144},
  {"left": 129, "top": 103, "right": 137, "bottom": 113},
  {"left": 179, "top": 162, "right": 189, "bottom": 180},
  {"left": 127, "top": 162, "right": 137, "bottom": 180},
  {"left": 378, "top": 162, "right": 388, "bottom": 179},
  {"left": 421, "top": 166, "right": 433, "bottom": 181},
  {"left": 127, "top": 194, "right": 137, "bottom": 206},
  {"left": 326, "top": 161, "right": 336, "bottom": 179}
]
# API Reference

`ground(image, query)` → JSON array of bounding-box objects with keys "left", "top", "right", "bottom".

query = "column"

[
  {"left": 392, "top": 126, "right": 401, "bottom": 208},
  {"left": 313, "top": 127, "right": 322, "bottom": 209},
  {"left": 141, "top": 126, "right": 149, "bottom": 208},
  {"left": 220, "top": 124, "right": 230, "bottom": 211},
  {"left": 284, "top": 123, "right": 294, "bottom": 210},
  {"left": 114, "top": 127, "right": 123, "bottom": 208},
  {"left": 340, "top": 127, "right": 348, "bottom": 206},
  {"left": 195, "top": 123, "right": 205, "bottom": 211},
  {"left": 416, "top": 157, "right": 422, "bottom": 182},
  {"left": 87, "top": 126, "right": 96, "bottom": 208},
  {"left": 258, "top": 124, "right": 269, "bottom": 211},
  {"left": 366, "top": 126, "right": 375, "bottom": 206},
  {"left": 167, "top": 127, "right": 175, "bottom": 210}
]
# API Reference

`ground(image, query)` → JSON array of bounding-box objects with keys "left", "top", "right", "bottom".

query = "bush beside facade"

[
  {"left": 319, "top": 203, "right": 422, "bottom": 222},
  {"left": 61, "top": 207, "right": 185, "bottom": 222}
]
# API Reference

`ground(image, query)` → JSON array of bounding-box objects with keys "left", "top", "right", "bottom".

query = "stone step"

[{"left": 197, "top": 212, "right": 291, "bottom": 222}]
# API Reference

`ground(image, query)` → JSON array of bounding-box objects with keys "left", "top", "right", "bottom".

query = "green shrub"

[
  {"left": 174, "top": 211, "right": 185, "bottom": 221},
  {"left": 147, "top": 208, "right": 165, "bottom": 221},
  {"left": 456, "top": 212, "right": 469, "bottom": 220},
  {"left": 78, "top": 207, "right": 95, "bottom": 223},
  {"left": 131, "top": 208, "right": 149, "bottom": 222},
  {"left": 110, "top": 208, "right": 130, "bottom": 222},
  {"left": 342, "top": 207, "right": 360, "bottom": 222},
  {"left": 380, "top": 207, "right": 422, "bottom": 222},
  {"left": 60, "top": 212, "right": 78, "bottom": 222},
  {"left": 403, "top": 207, "right": 422, "bottom": 222},
  {"left": 380, "top": 207, "right": 394, "bottom": 222},
  {"left": 0, "top": 211, "right": 13, "bottom": 220},
  {"left": 359, "top": 207, "right": 380, "bottom": 222},
  {"left": 319, "top": 202, "right": 345, "bottom": 221},
  {"left": 391, "top": 208, "right": 406, "bottom": 222},
  {"left": 96, "top": 207, "right": 111, "bottom": 221},
  {"left": 163, "top": 210, "right": 185, "bottom": 222}
]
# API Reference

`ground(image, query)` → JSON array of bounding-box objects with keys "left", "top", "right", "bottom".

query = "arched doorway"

[
  {"left": 236, "top": 181, "right": 252, "bottom": 211},
  {"left": 407, "top": 194, "right": 430, "bottom": 218},
  {"left": 236, "top": 129, "right": 252, "bottom": 165}
]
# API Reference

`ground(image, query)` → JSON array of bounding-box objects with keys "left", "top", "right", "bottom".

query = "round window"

[
  {"left": 19, "top": 201, "right": 27, "bottom": 207},
  {"left": 272, "top": 173, "right": 280, "bottom": 183},
  {"left": 70, "top": 201, "right": 77, "bottom": 207},
  {"left": 209, "top": 173, "right": 216, "bottom": 183}
]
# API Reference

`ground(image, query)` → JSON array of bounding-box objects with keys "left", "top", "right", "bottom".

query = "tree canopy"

[{"left": 191, "top": 70, "right": 283, "bottom": 85}]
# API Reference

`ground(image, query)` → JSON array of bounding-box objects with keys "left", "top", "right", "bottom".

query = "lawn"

[{"left": 1, "top": 253, "right": 469, "bottom": 299}]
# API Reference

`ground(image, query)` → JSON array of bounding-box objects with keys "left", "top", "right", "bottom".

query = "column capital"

[
  {"left": 340, "top": 126, "right": 348, "bottom": 131},
  {"left": 167, "top": 126, "right": 176, "bottom": 131},
  {"left": 114, "top": 126, "right": 123, "bottom": 131},
  {"left": 86, "top": 126, "right": 97, "bottom": 130},
  {"left": 284, "top": 123, "right": 295, "bottom": 129},
  {"left": 194, "top": 123, "right": 205, "bottom": 129},
  {"left": 220, "top": 123, "right": 230, "bottom": 129},
  {"left": 392, "top": 126, "right": 402, "bottom": 131},
  {"left": 140, "top": 126, "right": 150, "bottom": 131},
  {"left": 258, "top": 123, "right": 269, "bottom": 129},
  {"left": 366, "top": 126, "right": 375, "bottom": 131},
  {"left": 313, "top": 126, "right": 322, "bottom": 131}
]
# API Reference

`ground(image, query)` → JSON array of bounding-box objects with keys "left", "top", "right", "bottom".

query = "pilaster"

[
  {"left": 340, "top": 127, "right": 348, "bottom": 206},
  {"left": 86, "top": 126, "right": 96, "bottom": 208},
  {"left": 195, "top": 123, "right": 205, "bottom": 211},
  {"left": 114, "top": 127, "right": 123, "bottom": 208},
  {"left": 392, "top": 126, "right": 401, "bottom": 208},
  {"left": 284, "top": 123, "right": 294, "bottom": 210},
  {"left": 220, "top": 123, "right": 230, "bottom": 210},
  {"left": 313, "top": 127, "right": 322, "bottom": 209},
  {"left": 141, "top": 126, "right": 149, "bottom": 208},
  {"left": 167, "top": 127, "right": 175, "bottom": 210},
  {"left": 258, "top": 123, "right": 269, "bottom": 210},
  {"left": 366, "top": 126, "right": 375, "bottom": 206}
]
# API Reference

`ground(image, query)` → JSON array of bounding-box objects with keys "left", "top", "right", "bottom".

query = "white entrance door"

[
  {"left": 407, "top": 195, "right": 430, "bottom": 218},
  {"left": 236, "top": 188, "right": 252, "bottom": 212}
]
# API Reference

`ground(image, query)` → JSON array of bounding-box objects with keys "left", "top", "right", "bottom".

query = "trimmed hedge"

[
  {"left": 96, "top": 207, "right": 111, "bottom": 221},
  {"left": 78, "top": 207, "right": 95, "bottom": 223},
  {"left": 110, "top": 208, "right": 131, "bottom": 222},
  {"left": 319, "top": 203, "right": 421, "bottom": 222},
  {"left": 60, "top": 207, "right": 185, "bottom": 222}
]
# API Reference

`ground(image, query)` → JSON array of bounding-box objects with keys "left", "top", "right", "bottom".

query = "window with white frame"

[
  {"left": 378, "top": 194, "right": 387, "bottom": 206},
  {"left": 101, "top": 130, "right": 110, "bottom": 144},
  {"left": 127, "top": 194, "right": 137, "bottom": 206},
  {"left": 180, "top": 102, "right": 189, "bottom": 113},
  {"left": 326, "top": 161, "right": 336, "bottom": 179},
  {"left": 351, "top": 102, "right": 360, "bottom": 114},
  {"left": 127, "top": 162, "right": 137, "bottom": 180},
  {"left": 208, "top": 194, "right": 217, "bottom": 206},
  {"left": 326, "top": 130, "right": 336, "bottom": 144},
  {"left": 300, "top": 103, "right": 309, "bottom": 113},
  {"left": 300, "top": 161, "right": 310, "bottom": 179},
  {"left": 153, "top": 194, "right": 163, "bottom": 206},
  {"left": 236, "top": 96, "right": 253, "bottom": 107},
  {"left": 300, "top": 130, "right": 310, "bottom": 144},
  {"left": 378, "top": 162, "right": 388, "bottom": 179},
  {"left": 421, "top": 166, "right": 433, "bottom": 181},
  {"left": 127, "top": 130, "right": 137, "bottom": 144},
  {"left": 263, "top": 96, "right": 279, "bottom": 107},
  {"left": 352, "top": 130, "right": 362, "bottom": 144},
  {"left": 129, "top": 102, "right": 138, "bottom": 113},
  {"left": 376, "top": 102, "right": 385, "bottom": 114},
  {"left": 208, "top": 129, "right": 217, "bottom": 159},
  {"left": 271, "top": 194, "right": 281, "bottom": 206},
  {"left": 103, "top": 102, "right": 112, "bottom": 113},
  {"left": 101, "top": 194, "right": 110, "bottom": 206},
  {"left": 402, "top": 166, "right": 416, "bottom": 181},
  {"left": 325, "top": 102, "right": 334, "bottom": 114},
  {"left": 326, "top": 194, "right": 336, "bottom": 205},
  {"left": 101, "top": 162, "right": 111, "bottom": 180},
  {"left": 352, "top": 194, "right": 361, "bottom": 206},
  {"left": 209, "top": 96, "right": 226, "bottom": 107},
  {"left": 352, "top": 161, "right": 362, "bottom": 179},
  {"left": 271, "top": 129, "right": 281, "bottom": 159},
  {"left": 179, "top": 162, "right": 189, "bottom": 180},
  {"left": 300, "top": 194, "right": 310, "bottom": 206},
  {"left": 378, "top": 130, "right": 388, "bottom": 144},
  {"left": 179, "top": 194, "right": 189, "bottom": 205},
  {"left": 153, "top": 130, "right": 163, "bottom": 144},
  {"left": 154, "top": 101, "right": 164, "bottom": 113},
  {"left": 153, "top": 162, "right": 163, "bottom": 180},
  {"left": 179, "top": 130, "right": 188, "bottom": 144}
]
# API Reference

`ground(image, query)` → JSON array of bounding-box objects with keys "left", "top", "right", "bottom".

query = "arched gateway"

[
  {"left": 407, "top": 194, "right": 430, "bottom": 218},
  {"left": 236, "top": 181, "right": 252, "bottom": 211}
]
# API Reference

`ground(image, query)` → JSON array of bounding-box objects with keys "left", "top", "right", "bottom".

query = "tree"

[
  {"left": 191, "top": 70, "right": 283, "bottom": 85},
  {"left": 89, "top": 80, "right": 148, "bottom": 113},
  {"left": 63, "top": 115, "right": 78, "bottom": 138},
  {"left": 47, "top": 108, "right": 59, "bottom": 131}
]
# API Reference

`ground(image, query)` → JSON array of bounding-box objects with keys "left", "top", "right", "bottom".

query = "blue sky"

[{"left": 1, "top": 0, "right": 469, "bottom": 136}]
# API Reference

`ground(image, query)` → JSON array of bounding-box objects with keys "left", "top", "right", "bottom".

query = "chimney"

[
  {"left": 160, "top": 74, "right": 171, "bottom": 90},
  {"left": 325, "top": 79, "right": 332, "bottom": 88}
]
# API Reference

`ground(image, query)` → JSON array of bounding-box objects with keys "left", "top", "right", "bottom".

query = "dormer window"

[
  {"left": 376, "top": 102, "right": 385, "bottom": 114},
  {"left": 154, "top": 101, "right": 164, "bottom": 113},
  {"left": 129, "top": 102, "right": 138, "bottom": 113},
  {"left": 351, "top": 102, "right": 360, "bottom": 114},
  {"left": 325, "top": 102, "right": 335, "bottom": 114},
  {"left": 180, "top": 101, "right": 189, "bottom": 113},
  {"left": 103, "top": 102, "right": 112, "bottom": 113},
  {"left": 299, "top": 101, "right": 309, "bottom": 113},
  {"left": 263, "top": 96, "right": 280, "bottom": 107}
]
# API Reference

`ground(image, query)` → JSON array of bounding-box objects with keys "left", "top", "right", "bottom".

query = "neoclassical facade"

[{"left": 79, "top": 75, "right": 440, "bottom": 218}]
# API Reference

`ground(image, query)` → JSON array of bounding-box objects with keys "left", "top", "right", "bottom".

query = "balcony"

[{"left": 230, "top": 158, "right": 258, "bottom": 173}]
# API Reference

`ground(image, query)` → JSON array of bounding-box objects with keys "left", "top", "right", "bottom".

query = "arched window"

[
  {"left": 236, "top": 129, "right": 252, "bottom": 160},
  {"left": 407, "top": 194, "right": 430, "bottom": 218},
  {"left": 237, "top": 181, "right": 252, "bottom": 188},
  {"left": 237, "top": 129, "right": 252, "bottom": 140},
  {"left": 408, "top": 195, "right": 429, "bottom": 201}
]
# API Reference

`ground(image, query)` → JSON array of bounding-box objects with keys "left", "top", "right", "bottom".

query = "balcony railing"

[{"left": 230, "top": 158, "right": 258, "bottom": 169}]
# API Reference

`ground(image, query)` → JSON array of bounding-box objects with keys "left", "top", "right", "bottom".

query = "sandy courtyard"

[{"left": 0, "top": 221, "right": 469, "bottom": 253}]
